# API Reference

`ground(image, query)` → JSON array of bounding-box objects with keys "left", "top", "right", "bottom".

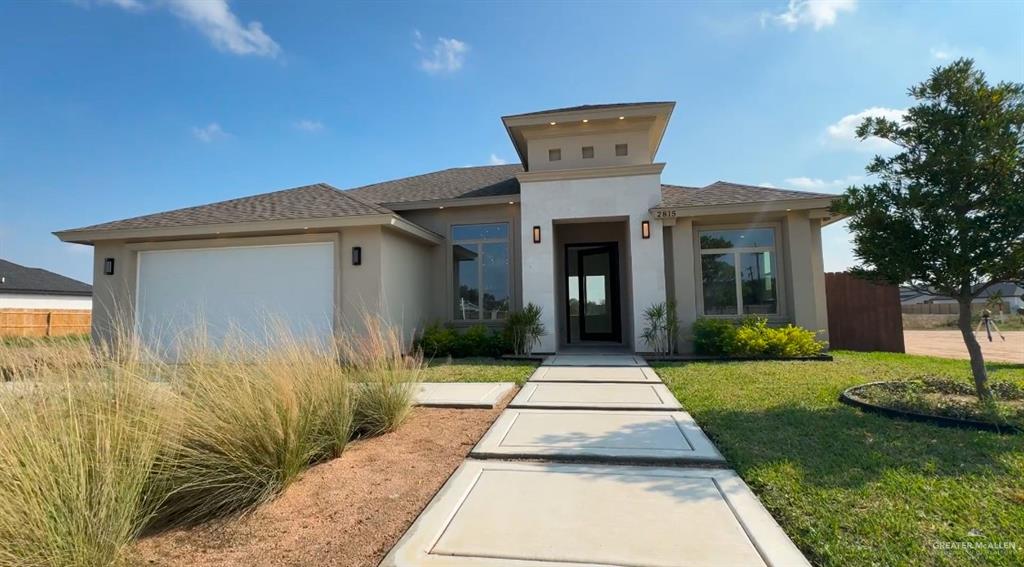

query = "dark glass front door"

[{"left": 565, "top": 243, "right": 621, "bottom": 343}]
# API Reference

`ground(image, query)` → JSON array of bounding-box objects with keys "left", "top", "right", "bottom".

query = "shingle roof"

[
  {"left": 657, "top": 181, "right": 837, "bottom": 209},
  {"left": 346, "top": 164, "right": 524, "bottom": 205},
  {"left": 0, "top": 259, "right": 92, "bottom": 296},
  {"left": 502, "top": 102, "right": 674, "bottom": 119},
  {"left": 63, "top": 183, "right": 392, "bottom": 233}
]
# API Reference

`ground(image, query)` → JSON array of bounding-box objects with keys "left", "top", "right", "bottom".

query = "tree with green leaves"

[{"left": 837, "top": 59, "right": 1024, "bottom": 402}]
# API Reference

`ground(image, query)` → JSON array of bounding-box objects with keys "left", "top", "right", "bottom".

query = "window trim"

[
  {"left": 692, "top": 222, "right": 786, "bottom": 319},
  {"left": 450, "top": 221, "right": 513, "bottom": 323}
]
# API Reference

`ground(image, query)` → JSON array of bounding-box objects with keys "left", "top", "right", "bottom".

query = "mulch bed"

[
  {"left": 132, "top": 393, "right": 513, "bottom": 567},
  {"left": 841, "top": 377, "right": 1023, "bottom": 433}
]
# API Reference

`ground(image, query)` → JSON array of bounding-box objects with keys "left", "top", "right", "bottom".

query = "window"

[
  {"left": 452, "top": 223, "right": 510, "bottom": 321},
  {"left": 615, "top": 143, "right": 628, "bottom": 156},
  {"left": 581, "top": 146, "right": 594, "bottom": 159},
  {"left": 548, "top": 148, "right": 561, "bottom": 161},
  {"left": 698, "top": 227, "right": 778, "bottom": 315}
]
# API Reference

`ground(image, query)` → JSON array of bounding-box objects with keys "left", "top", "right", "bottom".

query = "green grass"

[
  {"left": 653, "top": 351, "right": 1024, "bottom": 567},
  {"left": 419, "top": 357, "right": 538, "bottom": 385}
]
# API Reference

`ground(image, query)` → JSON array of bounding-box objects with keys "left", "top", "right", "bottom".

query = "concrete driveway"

[{"left": 904, "top": 330, "right": 1024, "bottom": 364}]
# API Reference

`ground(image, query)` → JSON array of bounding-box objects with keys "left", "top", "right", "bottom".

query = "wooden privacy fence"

[
  {"left": 825, "top": 272, "right": 905, "bottom": 353},
  {"left": 0, "top": 309, "right": 91, "bottom": 338}
]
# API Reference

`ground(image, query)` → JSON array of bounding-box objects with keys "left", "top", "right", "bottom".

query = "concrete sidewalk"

[{"left": 382, "top": 354, "right": 809, "bottom": 567}]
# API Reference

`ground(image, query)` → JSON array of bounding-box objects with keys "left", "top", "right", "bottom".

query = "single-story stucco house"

[
  {"left": 56, "top": 102, "right": 841, "bottom": 355},
  {"left": 0, "top": 259, "right": 92, "bottom": 310}
]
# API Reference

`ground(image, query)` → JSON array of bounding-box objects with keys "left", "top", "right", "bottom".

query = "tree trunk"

[{"left": 957, "top": 298, "right": 992, "bottom": 402}]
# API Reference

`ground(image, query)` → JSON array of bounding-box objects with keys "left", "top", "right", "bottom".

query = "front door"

[{"left": 565, "top": 243, "right": 621, "bottom": 343}]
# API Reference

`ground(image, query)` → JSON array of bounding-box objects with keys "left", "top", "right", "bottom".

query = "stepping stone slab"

[
  {"left": 471, "top": 409, "right": 725, "bottom": 464},
  {"left": 412, "top": 382, "right": 515, "bottom": 408},
  {"left": 529, "top": 365, "right": 662, "bottom": 383},
  {"left": 381, "top": 460, "right": 810, "bottom": 567},
  {"left": 543, "top": 354, "right": 645, "bottom": 367},
  {"left": 509, "top": 382, "right": 682, "bottom": 411}
]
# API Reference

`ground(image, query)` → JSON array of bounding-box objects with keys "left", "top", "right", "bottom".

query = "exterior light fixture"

[
  {"left": 532, "top": 226, "right": 542, "bottom": 243},
  {"left": 352, "top": 246, "right": 362, "bottom": 266},
  {"left": 641, "top": 221, "right": 651, "bottom": 239},
  {"left": 508, "top": 201, "right": 514, "bottom": 205},
  {"left": 582, "top": 119, "right": 589, "bottom": 123},
  {"left": 549, "top": 121, "right": 557, "bottom": 126},
  {"left": 439, "top": 206, "right": 445, "bottom": 209},
  {"left": 618, "top": 116, "right": 625, "bottom": 120},
  {"left": 103, "top": 258, "right": 115, "bottom": 275}
]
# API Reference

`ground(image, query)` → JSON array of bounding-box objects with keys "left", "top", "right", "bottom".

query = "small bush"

[
  {"left": 693, "top": 316, "right": 825, "bottom": 357},
  {"left": 692, "top": 318, "right": 738, "bottom": 355},
  {"left": 503, "top": 303, "right": 546, "bottom": 355},
  {"left": 416, "top": 322, "right": 507, "bottom": 358},
  {"left": 640, "top": 300, "right": 680, "bottom": 354}
]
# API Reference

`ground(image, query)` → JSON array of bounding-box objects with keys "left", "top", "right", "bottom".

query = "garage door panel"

[{"left": 136, "top": 242, "right": 335, "bottom": 357}]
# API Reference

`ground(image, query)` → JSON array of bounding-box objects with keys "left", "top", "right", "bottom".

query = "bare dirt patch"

[
  {"left": 903, "top": 330, "right": 1024, "bottom": 364},
  {"left": 133, "top": 393, "right": 513, "bottom": 567}
]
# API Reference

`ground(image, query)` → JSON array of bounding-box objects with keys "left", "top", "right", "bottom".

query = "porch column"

[
  {"left": 629, "top": 213, "right": 667, "bottom": 352},
  {"left": 520, "top": 218, "right": 557, "bottom": 353},
  {"left": 786, "top": 210, "right": 828, "bottom": 336},
  {"left": 671, "top": 218, "right": 699, "bottom": 353}
]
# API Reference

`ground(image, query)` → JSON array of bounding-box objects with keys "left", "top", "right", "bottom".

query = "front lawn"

[
  {"left": 654, "top": 352, "right": 1024, "bottom": 567},
  {"left": 419, "top": 357, "right": 537, "bottom": 385}
]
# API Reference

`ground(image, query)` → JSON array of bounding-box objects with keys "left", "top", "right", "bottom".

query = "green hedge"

[
  {"left": 692, "top": 316, "right": 825, "bottom": 358},
  {"left": 416, "top": 322, "right": 509, "bottom": 358}
]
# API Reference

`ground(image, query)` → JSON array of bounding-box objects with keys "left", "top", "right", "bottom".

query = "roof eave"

[
  {"left": 54, "top": 213, "right": 443, "bottom": 246},
  {"left": 651, "top": 196, "right": 839, "bottom": 218}
]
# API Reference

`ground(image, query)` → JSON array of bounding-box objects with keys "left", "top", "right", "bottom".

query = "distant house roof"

[
  {"left": 0, "top": 259, "right": 92, "bottom": 296},
  {"left": 59, "top": 183, "right": 392, "bottom": 234},
  {"left": 657, "top": 182, "right": 836, "bottom": 209},
  {"left": 899, "top": 282, "right": 1024, "bottom": 304}
]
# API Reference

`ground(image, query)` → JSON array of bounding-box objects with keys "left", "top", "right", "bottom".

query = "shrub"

[
  {"left": 693, "top": 316, "right": 825, "bottom": 357},
  {"left": 341, "top": 315, "right": 419, "bottom": 437},
  {"left": 416, "top": 322, "right": 508, "bottom": 358},
  {"left": 692, "top": 318, "right": 737, "bottom": 355},
  {"left": 503, "top": 303, "right": 546, "bottom": 355}
]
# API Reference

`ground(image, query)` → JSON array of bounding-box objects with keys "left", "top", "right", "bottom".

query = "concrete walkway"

[{"left": 383, "top": 355, "right": 809, "bottom": 567}]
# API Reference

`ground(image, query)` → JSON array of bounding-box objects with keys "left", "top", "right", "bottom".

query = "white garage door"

[{"left": 136, "top": 242, "right": 335, "bottom": 358}]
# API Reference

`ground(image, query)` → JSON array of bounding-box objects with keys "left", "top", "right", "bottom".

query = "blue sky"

[{"left": 1, "top": 0, "right": 1021, "bottom": 283}]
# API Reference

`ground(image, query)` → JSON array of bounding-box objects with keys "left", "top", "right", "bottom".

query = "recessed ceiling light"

[
  {"left": 439, "top": 206, "right": 445, "bottom": 209},
  {"left": 508, "top": 201, "right": 514, "bottom": 205},
  {"left": 618, "top": 116, "right": 625, "bottom": 120},
  {"left": 549, "top": 121, "right": 557, "bottom": 126},
  {"left": 582, "top": 119, "right": 589, "bottom": 123},
  {"left": 786, "top": 208, "right": 792, "bottom": 212}
]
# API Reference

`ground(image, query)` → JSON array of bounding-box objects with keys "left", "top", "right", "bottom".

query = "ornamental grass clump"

[
  {"left": 340, "top": 314, "right": 420, "bottom": 437},
  {"left": 152, "top": 326, "right": 354, "bottom": 527},
  {"left": 0, "top": 336, "right": 172, "bottom": 567}
]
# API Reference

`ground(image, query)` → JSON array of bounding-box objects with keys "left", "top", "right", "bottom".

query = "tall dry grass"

[{"left": 0, "top": 314, "right": 419, "bottom": 565}]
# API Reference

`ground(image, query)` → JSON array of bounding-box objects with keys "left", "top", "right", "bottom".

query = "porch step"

[
  {"left": 529, "top": 365, "right": 662, "bottom": 383},
  {"left": 509, "top": 382, "right": 682, "bottom": 411}
]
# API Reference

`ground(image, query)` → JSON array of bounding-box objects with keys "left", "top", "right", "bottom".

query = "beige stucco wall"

[
  {"left": 399, "top": 203, "right": 522, "bottom": 326},
  {"left": 525, "top": 126, "right": 653, "bottom": 172},
  {"left": 91, "top": 239, "right": 138, "bottom": 348},
  {"left": 379, "top": 228, "right": 434, "bottom": 345}
]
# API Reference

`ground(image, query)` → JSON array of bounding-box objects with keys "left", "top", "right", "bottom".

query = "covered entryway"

[
  {"left": 135, "top": 241, "right": 335, "bottom": 357},
  {"left": 554, "top": 220, "right": 631, "bottom": 350}
]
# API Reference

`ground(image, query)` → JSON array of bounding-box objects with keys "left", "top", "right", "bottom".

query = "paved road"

[{"left": 904, "top": 330, "right": 1024, "bottom": 364}]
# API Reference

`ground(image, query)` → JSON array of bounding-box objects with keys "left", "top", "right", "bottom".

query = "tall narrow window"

[
  {"left": 699, "top": 228, "right": 778, "bottom": 315},
  {"left": 452, "top": 223, "right": 510, "bottom": 321}
]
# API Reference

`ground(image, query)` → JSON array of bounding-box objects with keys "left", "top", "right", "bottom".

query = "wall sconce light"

[
  {"left": 532, "top": 226, "right": 541, "bottom": 244},
  {"left": 103, "top": 258, "right": 115, "bottom": 275},
  {"left": 641, "top": 220, "right": 651, "bottom": 239},
  {"left": 351, "top": 246, "right": 362, "bottom": 266}
]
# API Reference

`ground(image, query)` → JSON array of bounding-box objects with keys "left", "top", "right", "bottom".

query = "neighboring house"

[
  {"left": 901, "top": 283, "right": 1024, "bottom": 313},
  {"left": 0, "top": 259, "right": 92, "bottom": 310},
  {"left": 55, "top": 102, "right": 841, "bottom": 355}
]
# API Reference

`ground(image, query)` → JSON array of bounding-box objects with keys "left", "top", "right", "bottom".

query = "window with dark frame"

[
  {"left": 548, "top": 148, "right": 561, "bottom": 161},
  {"left": 698, "top": 228, "right": 778, "bottom": 316},
  {"left": 615, "top": 143, "right": 628, "bottom": 156},
  {"left": 582, "top": 146, "right": 594, "bottom": 159},
  {"left": 452, "top": 223, "right": 511, "bottom": 321}
]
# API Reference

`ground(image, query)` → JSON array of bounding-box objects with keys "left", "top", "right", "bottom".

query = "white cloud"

[
  {"left": 824, "top": 107, "right": 906, "bottom": 151},
  {"left": 414, "top": 30, "right": 468, "bottom": 74},
  {"left": 85, "top": 0, "right": 280, "bottom": 57},
  {"left": 294, "top": 119, "right": 325, "bottom": 132},
  {"left": 488, "top": 153, "right": 507, "bottom": 165},
  {"left": 759, "top": 181, "right": 778, "bottom": 188},
  {"left": 783, "top": 174, "right": 864, "bottom": 192},
  {"left": 930, "top": 45, "right": 959, "bottom": 61},
  {"left": 191, "top": 122, "right": 228, "bottom": 143},
  {"left": 767, "top": 0, "right": 856, "bottom": 31}
]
